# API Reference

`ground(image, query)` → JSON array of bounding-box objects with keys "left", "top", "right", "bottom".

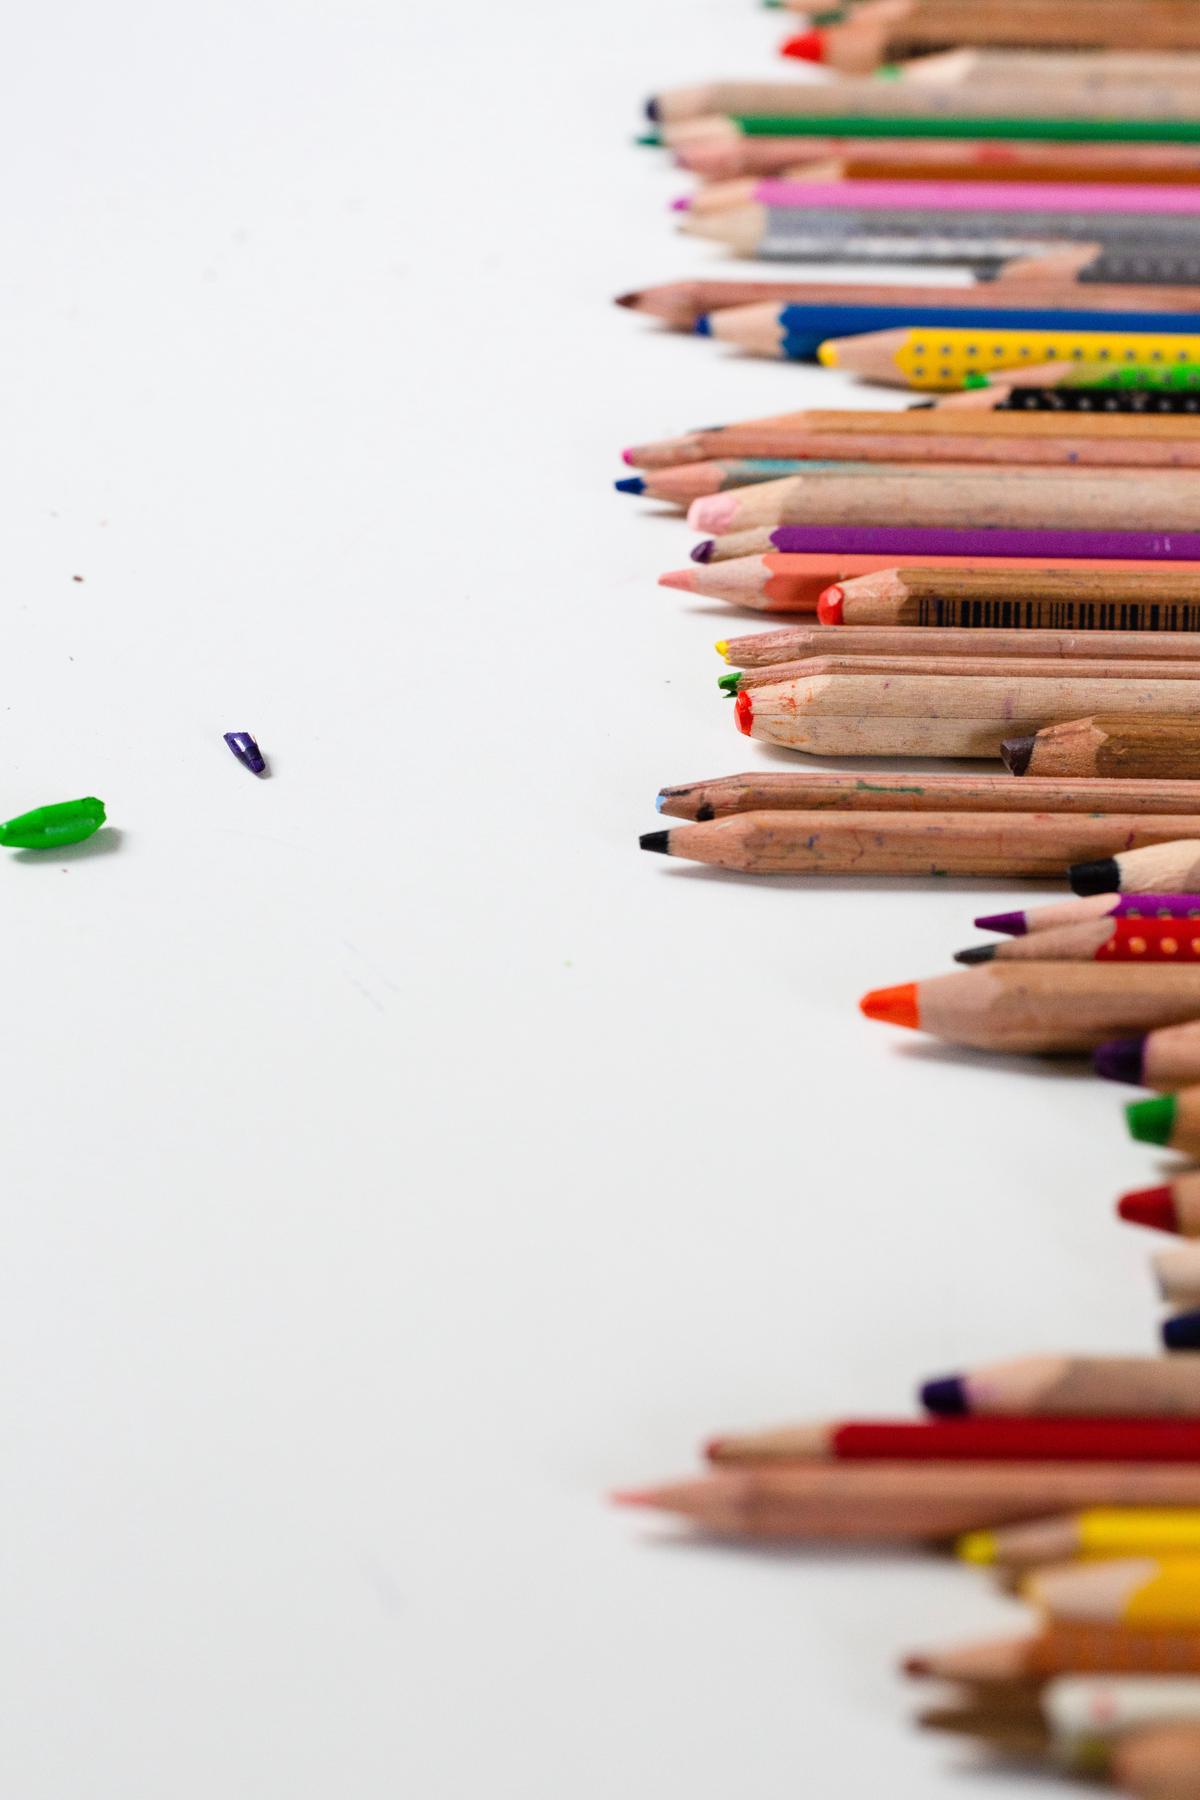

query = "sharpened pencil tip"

[
  {"left": 1127, "top": 1094, "right": 1177, "bottom": 1147},
  {"left": 921, "top": 1376, "right": 968, "bottom": 1417},
  {"left": 614, "top": 475, "right": 645, "bottom": 494},
  {"left": 734, "top": 689, "right": 753, "bottom": 737},
  {"left": 859, "top": 982, "right": 918, "bottom": 1029},
  {"left": 611, "top": 1487, "right": 658, "bottom": 1507},
  {"left": 1118, "top": 1185, "right": 1178, "bottom": 1232},
  {"left": 671, "top": 196, "right": 690, "bottom": 212},
  {"left": 691, "top": 539, "right": 715, "bottom": 563},
  {"left": 614, "top": 292, "right": 639, "bottom": 309},
  {"left": 1000, "top": 735, "right": 1035, "bottom": 776},
  {"left": 621, "top": 448, "right": 635, "bottom": 466},
  {"left": 955, "top": 1531, "right": 996, "bottom": 1566},
  {"left": 1093, "top": 1036, "right": 1146, "bottom": 1085},
  {"left": 659, "top": 569, "right": 697, "bottom": 592},
  {"left": 640, "top": 830, "right": 671, "bottom": 855},
  {"left": 973, "top": 910, "right": 1026, "bottom": 936},
  {"left": 1163, "top": 1308, "right": 1200, "bottom": 1350},
  {"left": 781, "top": 27, "right": 824, "bottom": 57},
  {"left": 644, "top": 97, "right": 660, "bottom": 123},
  {"left": 816, "top": 340, "right": 839, "bottom": 368},
  {"left": 953, "top": 944, "right": 997, "bottom": 966},
  {"left": 717, "top": 672, "right": 740, "bottom": 696},
  {"left": 695, "top": 314, "right": 713, "bottom": 338},
  {"left": 655, "top": 793, "right": 666, "bottom": 813},
  {"left": 1069, "top": 855, "right": 1121, "bottom": 896},
  {"left": 714, "top": 639, "right": 729, "bottom": 660},
  {"left": 902, "top": 1655, "right": 932, "bottom": 1677},
  {"left": 816, "top": 584, "right": 844, "bottom": 625}
]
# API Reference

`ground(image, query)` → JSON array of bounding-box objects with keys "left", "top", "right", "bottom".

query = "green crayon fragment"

[{"left": 0, "top": 796, "right": 106, "bottom": 850}]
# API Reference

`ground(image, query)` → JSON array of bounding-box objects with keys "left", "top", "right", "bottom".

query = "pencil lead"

[
  {"left": 1069, "top": 855, "right": 1121, "bottom": 896},
  {"left": 659, "top": 569, "right": 697, "bottom": 592},
  {"left": 1000, "top": 735, "right": 1036, "bottom": 776},
  {"left": 973, "top": 910, "right": 1026, "bottom": 936},
  {"left": 639, "top": 830, "right": 671, "bottom": 855},
  {"left": 734, "top": 690, "right": 753, "bottom": 737},
  {"left": 654, "top": 793, "right": 666, "bottom": 814},
  {"left": 714, "top": 640, "right": 729, "bottom": 660},
  {"left": 816, "top": 341, "right": 840, "bottom": 369},
  {"left": 920, "top": 1375, "right": 968, "bottom": 1417},
  {"left": 1127, "top": 1094, "right": 1177, "bottom": 1146},
  {"left": 1163, "top": 1308, "right": 1200, "bottom": 1350},
  {"left": 644, "top": 97, "right": 660, "bottom": 123},
  {"left": 1093, "top": 1037, "right": 1146, "bottom": 1085},
  {"left": 611, "top": 1487, "right": 660, "bottom": 1506},
  {"left": 614, "top": 292, "right": 639, "bottom": 309},
  {"left": 902, "top": 1655, "right": 932, "bottom": 1677},
  {"left": 690, "top": 539, "right": 715, "bottom": 564},
  {"left": 782, "top": 28, "right": 824, "bottom": 58},
  {"left": 223, "top": 730, "right": 267, "bottom": 775},
  {"left": 614, "top": 475, "right": 645, "bottom": 495},
  {"left": 620, "top": 448, "right": 636, "bottom": 466},
  {"left": 636, "top": 131, "right": 662, "bottom": 148},
  {"left": 956, "top": 1531, "right": 996, "bottom": 1566},
  {"left": 859, "top": 982, "right": 918, "bottom": 1029},
  {"left": 694, "top": 314, "right": 712, "bottom": 338},
  {"left": 717, "top": 672, "right": 740, "bottom": 696},
  {"left": 671, "top": 196, "right": 690, "bottom": 212},
  {"left": 816, "top": 585, "right": 844, "bottom": 625},
  {"left": 953, "top": 944, "right": 997, "bottom": 966},
  {"left": 1118, "top": 1184, "right": 1177, "bottom": 1232}
]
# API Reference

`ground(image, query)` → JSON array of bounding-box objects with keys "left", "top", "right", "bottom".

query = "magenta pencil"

[
  {"left": 714, "top": 178, "right": 1200, "bottom": 216},
  {"left": 702, "top": 526, "right": 1200, "bottom": 562}
]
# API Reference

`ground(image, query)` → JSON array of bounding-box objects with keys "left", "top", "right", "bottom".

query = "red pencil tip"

[
  {"left": 621, "top": 448, "right": 635, "bottom": 466},
  {"left": 1117, "top": 1184, "right": 1180, "bottom": 1234},
  {"left": 704, "top": 1437, "right": 728, "bottom": 1463},
  {"left": 734, "top": 689, "right": 753, "bottom": 736},
  {"left": 816, "top": 584, "right": 844, "bottom": 625},
  {"left": 860, "top": 982, "right": 919, "bottom": 1029},
  {"left": 659, "top": 569, "right": 697, "bottom": 592},
  {"left": 901, "top": 1655, "right": 931, "bottom": 1678},
  {"left": 781, "top": 27, "right": 825, "bottom": 59}
]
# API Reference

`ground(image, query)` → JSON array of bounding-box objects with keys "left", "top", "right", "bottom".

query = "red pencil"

[{"left": 707, "top": 1417, "right": 1200, "bottom": 1465}]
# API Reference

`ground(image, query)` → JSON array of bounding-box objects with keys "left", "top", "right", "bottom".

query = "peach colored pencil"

[
  {"left": 654, "top": 771, "right": 1200, "bottom": 823},
  {"left": 720, "top": 625, "right": 1200, "bottom": 669}
]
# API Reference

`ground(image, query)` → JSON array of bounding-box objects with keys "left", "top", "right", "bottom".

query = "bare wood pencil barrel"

[{"left": 1005, "top": 715, "right": 1200, "bottom": 778}]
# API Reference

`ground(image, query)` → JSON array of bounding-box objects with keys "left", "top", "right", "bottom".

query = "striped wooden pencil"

[
  {"left": 818, "top": 567, "right": 1200, "bottom": 629},
  {"left": 1002, "top": 716, "right": 1200, "bottom": 779},
  {"left": 720, "top": 626, "right": 1200, "bottom": 668},
  {"left": 860, "top": 963, "right": 1200, "bottom": 1052},
  {"left": 639, "top": 812, "right": 1200, "bottom": 877},
  {"left": 654, "top": 772, "right": 1200, "bottom": 823}
]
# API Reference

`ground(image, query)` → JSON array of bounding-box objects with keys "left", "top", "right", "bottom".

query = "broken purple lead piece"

[{"left": 223, "top": 730, "right": 267, "bottom": 776}]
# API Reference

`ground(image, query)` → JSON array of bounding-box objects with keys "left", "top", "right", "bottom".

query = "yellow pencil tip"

[
  {"left": 816, "top": 342, "right": 838, "bottom": 368},
  {"left": 955, "top": 1531, "right": 996, "bottom": 1566},
  {"left": 714, "top": 639, "right": 729, "bottom": 660}
]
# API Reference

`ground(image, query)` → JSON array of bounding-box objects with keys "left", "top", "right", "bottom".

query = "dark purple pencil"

[{"left": 690, "top": 525, "right": 1200, "bottom": 564}]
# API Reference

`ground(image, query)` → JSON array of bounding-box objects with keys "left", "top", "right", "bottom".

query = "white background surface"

[{"left": 0, "top": 2, "right": 1176, "bottom": 1794}]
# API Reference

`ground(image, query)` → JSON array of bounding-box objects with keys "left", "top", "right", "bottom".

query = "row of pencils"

[{"left": 616, "top": 5, "right": 1200, "bottom": 1796}]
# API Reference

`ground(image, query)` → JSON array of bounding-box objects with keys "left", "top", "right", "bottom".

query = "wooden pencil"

[
  {"left": 1112, "top": 1722, "right": 1200, "bottom": 1798},
  {"left": 920, "top": 1679, "right": 1200, "bottom": 1765},
  {"left": 859, "top": 963, "right": 1200, "bottom": 1052},
  {"left": 694, "top": 177, "right": 1200, "bottom": 219},
  {"left": 918, "top": 1353, "right": 1200, "bottom": 1416},
  {"left": 654, "top": 772, "right": 1200, "bottom": 823},
  {"left": 615, "top": 1463, "right": 1200, "bottom": 1540},
  {"left": 1107, "top": 1032, "right": 1200, "bottom": 1096},
  {"left": 727, "top": 655, "right": 1200, "bottom": 694},
  {"left": 688, "top": 170, "right": 1200, "bottom": 219},
  {"left": 699, "top": 524, "right": 1200, "bottom": 566},
  {"left": 640, "top": 812, "right": 1200, "bottom": 877},
  {"left": 1027, "top": 1560, "right": 1200, "bottom": 1629},
  {"left": 687, "top": 471, "right": 1200, "bottom": 538},
  {"left": 705, "top": 1419, "right": 1200, "bottom": 1466},
  {"left": 1128, "top": 1087, "right": 1200, "bottom": 1157},
  {"left": 1003, "top": 715, "right": 1200, "bottom": 779},
  {"left": 976, "top": 892, "right": 1200, "bottom": 937},
  {"left": 1069, "top": 841, "right": 1200, "bottom": 894},
  {"left": 733, "top": 668, "right": 1200, "bottom": 760},
  {"left": 820, "top": 323, "right": 1200, "bottom": 389},
  {"left": 955, "top": 916, "right": 1200, "bottom": 965},
  {"left": 720, "top": 625, "right": 1200, "bottom": 669},
  {"left": 906, "top": 1626, "right": 1200, "bottom": 1681},
  {"left": 1155, "top": 1245, "right": 1200, "bottom": 1308},
  {"left": 788, "top": 13, "right": 1200, "bottom": 72},
  {"left": 620, "top": 460, "right": 833, "bottom": 504},
  {"left": 818, "top": 567, "right": 1200, "bottom": 629},
  {"left": 960, "top": 1510, "right": 1200, "bottom": 1571}
]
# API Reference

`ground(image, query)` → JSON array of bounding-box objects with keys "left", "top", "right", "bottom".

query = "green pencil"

[{"left": 732, "top": 116, "right": 1200, "bottom": 141}]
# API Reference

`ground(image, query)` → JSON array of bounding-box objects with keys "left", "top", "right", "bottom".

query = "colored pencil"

[
  {"left": 640, "top": 812, "right": 1200, "bottom": 877},
  {"left": 1105, "top": 1032, "right": 1200, "bottom": 1094},
  {"left": 960, "top": 1511, "right": 1200, "bottom": 1570},
  {"left": 619, "top": 459, "right": 841, "bottom": 504},
  {"left": 1070, "top": 841, "right": 1200, "bottom": 895},
  {"left": 720, "top": 625, "right": 1200, "bottom": 668},
  {"left": 1112, "top": 1723, "right": 1200, "bottom": 1797},
  {"left": 920, "top": 1677, "right": 1200, "bottom": 1765},
  {"left": 1128, "top": 1088, "right": 1200, "bottom": 1157},
  {"left": 647, "top": 79, "right": 1200, "bottom": 130},
  {"left": 699, "top": 525, "right": 1200, "bottom": 565},
  {"left": 1027, "top": 1561, "right": 1200, "bottom": 1630},
  {"left": 787, "top": 10, "right": 1200, "bottom": 70},
  {"left": 955, "top": 917, "right": 1200, "bottom": 966},
  {"left": 728, "top": 654, "right": 1200, "bottom": 694},
  {"left": 732, "top": 669, "right": 1200, "bottom": 760},
  {"left": 698, "top": 295, "right": 1200, "bottom": 361},
  {"left": 655, "top": 773, "right": 1200, "bottom": 824},
  {"left": 687, "top": 172, "right": 1200, "bottom": 219},
  {"left": 821, "top": 324, "right": 1200, "bottom": 389},
  {"left": 906, "top": 1627, "right": 1200, "bottom": 1681},
  {"left": 818, "top": 567, "right": 1200, "bottom": 628},
  {"left": 652, "top": 115, "right": 1200, "bottom": 149},
  {"left": 860, "top": 964, "right": 1200, "bottom": 1053},
  {"left": 1155, "top": 1246, "right": 1200, "bottom": 1308},
  {"left": 1003, "top": 715, "right": 1200, "bottom": 779},
  {"left": 696, "top": 178, "right": 1200, "bottom": 218},
  {"left": 615, "top": 1464, "right": 1200, "bottom": 1540},
  {"left": 976, "top": 894, "right": 1200, "bottom": 937},
  {"left": 680, "top": 202, "right": 1170, "bottom": 262},
  {"left": 919, "top": 1354, "right": 1200, "bottom": 1417},
  {"left": 1164, "top": 1311, "right": 1200, "bottom": 1351},
  {"left": 706, "top": 1419, "right": 1200, "bottom": 1466},
  {"left": 994, "top": 383, "right": 1200, "bottom": 414}
]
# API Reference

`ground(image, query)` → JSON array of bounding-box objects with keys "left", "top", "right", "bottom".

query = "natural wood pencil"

[
  {"left": 819, "top": 567, "right": 1200, "bottom": 629},
  {"left": 727, "top": 654, "right": 1200, "bottom": 693},
  {"left": 640, "top": 812, "right": 1200, "bottom": 877},
  {"left": 918, "top": 1353, "right": 1200, "bottom": 1416},
  {"left": 1113, "top": 1722, "right": 1200, "bottom": 1799},
  {"left": 859, "top": 964, "right": 1200, "bottom": 1052},
  {"left": 654, "top": 771, "right": 1200, "bottom": 823},
  {"left": 722, "top": 626, "right": 1200, "bottom": 668},
  {"left": 906, "top": 1626, "right": 1200, "bottom": 1682},
  {"left": 1155, "top": 1245, "right": 1200, "bottom": 1307},
  {"left": 1003, "top": 716, "right": 1200, "bottom": 779},
  {"left": 615, "top": 1463, "right": 1200, "bottom": 1540},
  {"left": 1069, "top": 841, "right": 1200, "bottom": 894},
  {"left": 1110, "top": 1031, "right": 1200, "bottom": 1096}
]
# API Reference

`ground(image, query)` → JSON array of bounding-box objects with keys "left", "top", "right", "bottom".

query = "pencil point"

[
  {"left": 615, "top": 292, "right": 638, "bottom": 309},
  {"left": 635, "top": 132, "right": 662, "bottom": 148},
  {"left": 671, "top": 196, "right": 690, "bottom": 213},
  {"left": 953, "top": 944, "right": 997, "bottom": 966},
  {"left": 644, "top": 97, "right": 660, "bottom": 123},
  {"left": 654, "top": 793, "right": 666, "bottom": 813},
  {"left": 692, "top": 314, "right": 712, "bottom": 340},
  {"left": 956, "top": 1530, "right": 996, "bottom": 1566},
  {"left": 714, "top": 639, "right": 729, "bottom": 660},
  {"left": 902, "top": 1655, "right": 932, "bottom": 1677},
  {"left": 691, "top": 539, "right": 715, "bottom": 564},
  {"left": 717, "top": 672, "right": 740, "bottom": 696},
  {"left": 1163, "top": 1308, "right": 1200, "bottom": 1350},
  {"left": 974, "top": 910, "right": 1026, "bottom": 936},
  {"left": 614, "top": 475, "right": 645, "bottom": 494},
  {"left": 1127, "top": 1094, "right": 1177, "bottom": 1147},
  {"left": 704, "top": 1437, "right": 728, "bottom": 1462},
  {"left": 1000, "top": 735, "right": 1035, "bottom": 776},
  {"left": 734, "top": 689, "right": 753, "bottom": 737},
  {"left": 640, "top": 830, "right": 671, "bottom": 855},
  {"left": 1069, "top": 855, "right": 1121, "bottom": 897},
  {"left": 689, "top": 494, "right": 736, "bottom": 533},
  {"left": 920, "top": 1376, "right": 967, "bottom": 1417},
  {"left": 781, "top": 27, "right": 824, "bottom": 59},
  {"left": 1118, "top": 1184, "right": 1178, "bottom": 1233},
  {"left": 859, "top": 982, "right": 918, "bottom": 1029},
  {"left": 816, "top": 341, "right": 839, "bottom": 369},
  {"left": 659, "top": 569, "right": 697, "bottom": 593},
  {"left": 1093, "top": 1036, "right": 1146, "bottom": 1085},
  {"left": 816, "top": 585, "right": 844, "bottom": 625},
  {"left": 611, "top": 1487, "right": 657, "bottom": 1507}
]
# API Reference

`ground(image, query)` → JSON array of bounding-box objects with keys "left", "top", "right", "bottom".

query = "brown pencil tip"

[
  {"left": 1000, "top": 735, "right": 1035, "bottom": 776},
  {"left": 615, "top": 292, "right": 639, "bottom": 308},
  {"left": 902, "top": 1655, "right": 932, "bottom": 1678},
  {"left": 704, "top": 1437, "right": 728, "bottom": 1463}
]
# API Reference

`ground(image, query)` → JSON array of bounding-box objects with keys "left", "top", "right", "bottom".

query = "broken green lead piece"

[{"left": 0, "top": 796, "right": 106, "bottom": 850}]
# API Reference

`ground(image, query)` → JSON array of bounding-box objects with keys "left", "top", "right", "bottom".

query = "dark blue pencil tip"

[
  {"left": 640, "top": 830, "right": 670, "bottom": 854},
  {"left": 695, "top": 314, "right": 713, "bottom": 337},
  {"left": 614, "top": 475, "right": 645, "bottom": 494},
  {"left": 645, "top": 97, "right": 660, "bottom": 122},
  {"left": 691, "top": 539, "right": 715, "bottom": 564},
  {"left": 920, "top": 1376, "right": 967, "bottom": 1416},
  {"left": 1164, "top": 1308, "right": 1200, "bottom": 1350}
]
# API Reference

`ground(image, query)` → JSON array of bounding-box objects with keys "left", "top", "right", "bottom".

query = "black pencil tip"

[
  {"left": 953, "top": 944, "right": 997, "bottom": 965},
  {"left": 1000, "top": 735, "right": 1035, "bottom": 776},
  {"left": 1069, "top": 855, "right": 1121, "bottom": 896},
  {"left": 645, "top": 97, "right": 660, "bottom": 121},
  {"left": 639, "top": 830, "right": 670, "bottom": 855}
]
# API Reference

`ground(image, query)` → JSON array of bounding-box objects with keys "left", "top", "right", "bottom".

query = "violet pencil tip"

[
  {"left": 973, "top": 910, "right": 1026, "bottom": 936},
  {"left": 690, "top": 539, "right": 715, "bottom": 564},
  {"left": 1093, "top": 1037, "right": 1147, "bottom": 1085},
  {"left": 223, "top": 731, "right": 267, "bottom": 776}
]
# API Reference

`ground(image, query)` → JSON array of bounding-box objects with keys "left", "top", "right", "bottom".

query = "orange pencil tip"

[
  {"left": 734, "top": 689, "right": 753, "bottom": 736},
  {"left": 816, "top": 585, "right": 844, "bottom": 625},
  {"left": 659, "top": 569, "right": 697, "bottom": 592},
  {"left": 859, "top": 982, "right": 919, "bottom": 1029}
]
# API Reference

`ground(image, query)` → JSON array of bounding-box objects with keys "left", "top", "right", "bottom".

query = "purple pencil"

[
  {"left": 692, "top": 526, "right": 1200, "bottom": 563},
  {"left": 977, "top": 894, "right": 1200, "bottom": 937}
]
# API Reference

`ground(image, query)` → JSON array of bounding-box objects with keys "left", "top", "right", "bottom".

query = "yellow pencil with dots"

[{"left": 820, "top": 325, "right": 1200, "bottom": 390}]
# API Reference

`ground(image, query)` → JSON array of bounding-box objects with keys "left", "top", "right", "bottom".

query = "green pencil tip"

[
  {"left": 635, "top": 131, "right": 662, "bottom": 147},
  {"left": 964, "top": 373, "right": 990, "bottom": 389},
  {"left": 1126, "top": 1094, "right": 1177, "bottom": 1148},
  {"left": 717, "top": 672, "right": 741, "bottom": 695},
  {"left": 0, "top": 795, "right": 106, "bottom": 850}
]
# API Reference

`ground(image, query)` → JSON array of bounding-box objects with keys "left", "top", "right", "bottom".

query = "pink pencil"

[{"left": 733, "top": 178, "right": 1200, "bottom": 215}]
